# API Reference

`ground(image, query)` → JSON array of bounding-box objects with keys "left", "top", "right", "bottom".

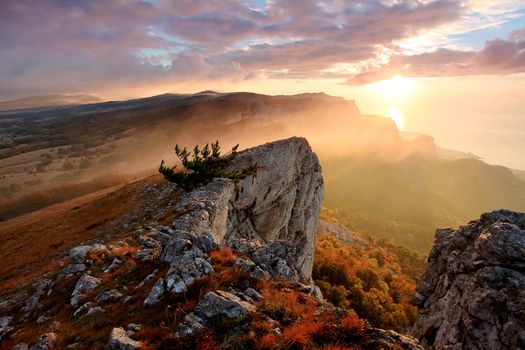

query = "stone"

[
  {"left": 106, "top": 327, "right": 143, "bottom": 350},
  {"left": 252, "top": 241, "right": 300, "bottom": 281},
  {"left": 85, "top": 306, "right": 104, "bottom": 316},
  {"left": 244, "top": 288, "right": 263, "bottom": 301},
  {"left": 69, "top": 245, "right": 92, "bottom": 263},
  {"left": 0, "top": 316, "right": 13, "bottom": 341},
  {"left": 195, "top": 290, "right": 257, "bottom": 320},
  {"left": 177, "top": 290, "right": 256, "bottom": 337},
  {"left": 22, "top": 279, "right": 53, "bottom": 314},
  {"left": 11, "top": 343, "right": 29, "bottom": 350},
  {"left": 58, "top": 264, "right": 86, "bottom": 280},
  {"left": 36, "top": 315, "right": 51, "bottom": 324},
  {"left": 29, "top": 332, "right": 57, "bottom": 350},
  {"left": 70, "top": 274, "right": 101, "bottom": 307},
  {"left": 144, "top": 278, "right": 166, "bottom": 306},
  {"left": 164, "top": 248, "right": 213, "bottom": 294},
  {"left": 136, "top": 235, "right": 162, "bottom": 262},
  {"left": 97, "top": 289, "right": 123, "bottom": 302},
  {"left": 73, "top": 302, "right": 94, "bottom": 317},
  {"left": 364, "top": 328, "right": 423, "bottom": 350},
  {"left": 412, "top": 209, "right": 525, "bottom": 350}
]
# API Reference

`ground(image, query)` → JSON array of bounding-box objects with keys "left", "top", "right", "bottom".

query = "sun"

[
  {"left": 387, "top": 106, "right": 405, "bottom": 130},
  {"left": 370, "top": 75, "right": 415, "bottom": 101}
]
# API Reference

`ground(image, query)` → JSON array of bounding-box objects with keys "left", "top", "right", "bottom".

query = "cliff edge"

[{"left": 412, "top": 209, "right": 525, "bottom": 349}]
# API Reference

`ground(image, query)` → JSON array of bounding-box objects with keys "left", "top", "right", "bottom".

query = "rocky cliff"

[{"left": 412, "top": 209, "right": 525, "bottom": 349}]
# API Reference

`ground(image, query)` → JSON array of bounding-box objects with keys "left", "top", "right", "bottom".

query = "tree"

[{"left": 159, "top": 141, "right": 257, "bottom": 191}]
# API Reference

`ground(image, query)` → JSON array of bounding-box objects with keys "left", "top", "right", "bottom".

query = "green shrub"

[{"left": 159, "top": 141, "right": 257, "bottom": 191}]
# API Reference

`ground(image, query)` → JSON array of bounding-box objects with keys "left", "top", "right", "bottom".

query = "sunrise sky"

[{"left": 1, "top": 1, "right": 524, "bottom": 168}]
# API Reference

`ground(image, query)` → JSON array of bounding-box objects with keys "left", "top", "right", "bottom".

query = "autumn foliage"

[{"left": 313, "top": 231, "right": 422, "bottom": 332}]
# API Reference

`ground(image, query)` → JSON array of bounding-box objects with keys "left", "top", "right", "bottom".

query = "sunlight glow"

[
  {"left": 370, "top": 75, "right": 415, "bottom": 101},
  {"left": 387, "top": 106, "right": 405, "bottom": 130}
]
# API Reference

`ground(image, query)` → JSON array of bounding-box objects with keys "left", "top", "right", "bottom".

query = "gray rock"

[
  {"left": 11, "top": 343, "right": 29, "bottom": 350},
  {"left": 195, "top": 290, "right": 257, "bottom": 320},
  {"left": 85, "top": 306, "right": 104, "bottom": 316},
  {"left": 0, "top": 316, "right": 13, "bottom": 341},
  {"left": 244, "top": 288, "right": 263, "bottom": 301},
  {"left": 252, "top": 241, "right": 300, "bottom": 280},
  {"left": 160, "top": 236, "right": 193, "bottom": 263},
  {"left": 22, "top": 279, "right": 53, "bottom": 314},
  {"left": 233, "top": 257, "right": 270, "bottom": 280},
  {"left": 164, "top": 248, "right": 213, "bottom": 294},
  {"left": 144, "top": 278, "right": 166, "bottom": 306},
  {"left": 97, "top": 289, "right": 123, "bottom": 302},
  {"left": 58, "top": 264, "right": 86, "bottom": 280},
  {"left": 106, "top": 327, "right": 143, "bottom": 350},
  {"left": 136, "top": 235, "right": 162, "bottom": 262},
  {"left": 69, "top": 245, "right": 92, "bottom": 263},
  {"left": 412, "top": 209, "right": 525, "bottom": 350},
  {"left": 73, "top": 302, "right": 94, "bottom": 317},
  {"left": 29, "top": 332, "right": 57, "bottom": 350},
  {"left": 36, "top": 315, "right": 51, "bottom": 324},
  {"left": 365, "top": 328, "right": 423, "bottom": 350},
  {"left": 177, "top": 290, "right": 256, "bottom": 337},
  {"left": 70, "top": 274, "right": 101, "bottom": 307}
]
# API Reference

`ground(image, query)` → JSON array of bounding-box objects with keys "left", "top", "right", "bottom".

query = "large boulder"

[{"left": 412, "top": 209, "right": 525, "bottom": 349}]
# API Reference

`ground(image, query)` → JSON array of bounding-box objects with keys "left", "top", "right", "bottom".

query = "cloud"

[
  {"left": 347, "top": 29, "right": 525, "bottom": 84},
  {"left": 0, "top": 0, "right": 523, "bottom": 98}
]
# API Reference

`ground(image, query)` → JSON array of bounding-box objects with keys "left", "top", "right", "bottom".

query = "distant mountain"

[
  {"left": 0, "top": 90, "right": 524, "bottom": 255},
  {"left": 0, "top": 94, "right": 103, "bottom": 111}
]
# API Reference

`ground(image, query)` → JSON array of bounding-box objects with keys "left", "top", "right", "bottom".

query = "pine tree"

[{"left": 159, "top": 141, "right": 257, "bottom": 191}]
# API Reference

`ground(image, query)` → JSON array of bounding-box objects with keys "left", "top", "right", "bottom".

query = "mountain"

[
  {"left": 0, "top": 138, "right": 422, "bottom": 349},
  {"left": 0, "top": 94, "right": 103, "bottom": 112},
  {"left": 0, "top": 91, "right": 524, "bottom": 255}
]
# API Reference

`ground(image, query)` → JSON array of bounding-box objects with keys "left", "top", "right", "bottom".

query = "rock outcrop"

[
  {"left": 227, "top": 137, "right": 324, "bottom": 280},
  {"left": 412, "top": 209, "right": 525, "bottom": 350}
]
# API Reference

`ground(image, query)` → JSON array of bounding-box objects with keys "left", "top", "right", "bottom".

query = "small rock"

[
  {"left": 11, "top": 343, "right": 29, "bottom": 350},
  {"left": 195, "top": 290, "right": 256, "bottom": 319},
  {"left": 164, "top": 248, "right": 213, "bottom": 294},
  {"left": 244, "top": 288, "right": 263, "bottom": 301},
  {"left": 85, "top": 307, "right": 104, "bottom": 316},
  {"left": 106, "top": 327, "right": 143, "bottom": 350},
  {"left": 136, "top": 236, "right": 162, "bottom": 262},
  {"left": 36, "top": 315, "right": 51, "bottom": 324},
  {"left": 58, "top": 264, "right": 86, "bottom": 280},
  {"left": 97, "top": 289, "right": 123, "bottom": 302},
  {"left": 29, "top": 332, "right": 57, "bottom": 350},
  {"left": 144, "top": 278, "right": 165, "bottom": 306},
  {"left": 73, "top": 302, "right": 94, "bottom": 317},
  {"left": 0, "top": 316, "right": 13, "bottom": 341},
  {"left": 69, "top": 245, "right": 92, "bottom": 263},
  {"left": 70, "top": 274, "right": 102, "bottom": 307}
]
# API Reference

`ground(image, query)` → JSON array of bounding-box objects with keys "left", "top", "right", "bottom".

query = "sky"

[{"left": 1, "top": 0, "right": 524, "bottom": 168}]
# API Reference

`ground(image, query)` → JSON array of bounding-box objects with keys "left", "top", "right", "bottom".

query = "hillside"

[
  {"left": 0, "top": 95, "right": 102, "bottom": 112},
  {"left": 0, "top": 138, "right": 423, "bottom": 350}
]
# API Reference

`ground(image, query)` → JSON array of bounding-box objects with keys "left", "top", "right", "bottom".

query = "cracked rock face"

[
  {"left": 412, "top": 209, "right": 525, "bottom": 350},
  {"left": 228, "top": 137, "right": 324, "bottom": 281}
]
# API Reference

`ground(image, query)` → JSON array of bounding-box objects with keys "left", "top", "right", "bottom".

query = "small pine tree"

[{"left": 159, "top": 141, "right": 257, "bottom": 191}]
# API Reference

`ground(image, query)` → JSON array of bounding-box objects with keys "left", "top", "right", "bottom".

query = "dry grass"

[{"left": 0, "top": 175, "right": 162, "bottom": 298}]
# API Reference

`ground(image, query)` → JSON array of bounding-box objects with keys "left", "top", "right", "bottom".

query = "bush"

[{"left": 159, "top": 141, "right": 257, "bottom": 191}]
